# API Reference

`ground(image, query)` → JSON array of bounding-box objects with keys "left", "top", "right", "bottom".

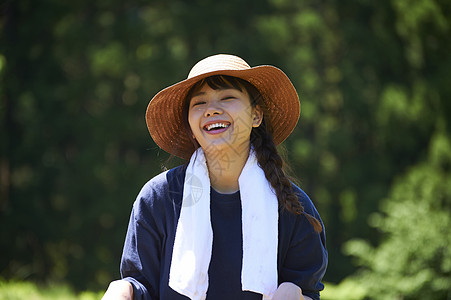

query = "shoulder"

[
  {"left": 279, "top": 183, "right": 326, "bottom": 243},
  {"left": 138, "top": 164, "right": 186, "bottom": 195},
  {"left": 290, "top": 183, "right": 321, "bottom": 220},
  {"left": 290, "top": 183, "right": 327, "bottom": 246},
  {"left": 133, "top": 164, "right": 187, "bottom": 214}
]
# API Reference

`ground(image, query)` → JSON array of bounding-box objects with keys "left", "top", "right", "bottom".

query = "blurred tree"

[
  {"left": 1, "top": 0, "right": 155, "bottom": 290},
  {"left": 343, "top": 131, "right": 451, "bottom": 299},
  {"left": 326, "top": 0, "right": 451, "bottom": 297},
  {"left": 0, "top": 0, "right": 273, "bottom": 291}
]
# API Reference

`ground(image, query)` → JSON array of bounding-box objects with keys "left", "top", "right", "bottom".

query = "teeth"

[{"left": 206, "top": 123, "right": 228, "bottom": 131}]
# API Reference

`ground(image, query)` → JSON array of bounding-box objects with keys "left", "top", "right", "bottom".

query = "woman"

[{"left": 102, "top": 54, "right": 327, "bottom": 300}]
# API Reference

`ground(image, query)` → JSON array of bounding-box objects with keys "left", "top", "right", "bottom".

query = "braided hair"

[
  {"left": 184, "top": 75, "right": 322, "bottom": 233},
  {"left": 250, "top": 120, "right": 323, "bottom": 233}
]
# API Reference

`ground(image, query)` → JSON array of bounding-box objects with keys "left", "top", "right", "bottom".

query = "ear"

[{"left": 252, "top": 105, "right": 264, "bottom": 127}]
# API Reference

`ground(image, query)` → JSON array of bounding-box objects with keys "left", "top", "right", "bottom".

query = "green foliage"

[
  {"left": 322, "top": 280, "right": 366, "bottom": 300},
  {"left": 0, "top": 280, "right": 103, "bottom": 300},
  {"left": 341, "top": 132, "right": 451, "bottom": 299}
]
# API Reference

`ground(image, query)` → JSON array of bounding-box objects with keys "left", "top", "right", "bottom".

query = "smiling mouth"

[{"left": 203, "top": 122, "right": 231, "bottom": 132}]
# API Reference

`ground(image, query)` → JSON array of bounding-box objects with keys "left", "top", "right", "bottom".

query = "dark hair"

[{"left": 184, "top": 75, "right": 322, "bottom": 233}]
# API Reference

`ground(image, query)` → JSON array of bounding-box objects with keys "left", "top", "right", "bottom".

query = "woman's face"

[{"left": 187, "top": 83, "right": 263, "bottom": 156}]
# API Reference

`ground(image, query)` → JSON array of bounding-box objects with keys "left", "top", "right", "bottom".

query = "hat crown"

[{"left": 187, "top": 54, "right": 251, "bottom": 79}]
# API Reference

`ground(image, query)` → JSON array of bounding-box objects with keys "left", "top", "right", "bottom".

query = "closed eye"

[
  {"left": 221, "top": 96, "right": 236, "bottom": 100},
  {"left": 191, "top": 101, "right": 206, "bottom": 106}
]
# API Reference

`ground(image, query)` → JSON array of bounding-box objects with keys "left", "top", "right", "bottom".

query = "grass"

[
  {"left": 0, "top": 280, "right": 104, "bottom": 300},
  {"left": 0, "top": 279, "right": 367, "bottom": 299}
]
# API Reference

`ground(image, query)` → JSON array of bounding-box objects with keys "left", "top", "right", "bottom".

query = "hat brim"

[{"left": 146, "top": 65, "right": 300, "bottom": 160}]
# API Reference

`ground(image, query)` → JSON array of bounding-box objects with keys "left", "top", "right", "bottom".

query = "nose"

[{"left": 204, "top": 102, "right": 223, "bottom": 117}]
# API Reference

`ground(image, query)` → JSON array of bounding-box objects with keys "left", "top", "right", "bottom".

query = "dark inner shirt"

[{"left": 206, "top": 188, "right": 261, "bottom": 299}]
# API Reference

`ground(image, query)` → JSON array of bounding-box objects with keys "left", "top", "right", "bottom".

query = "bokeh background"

[{"left": 1, "top": 0, "right": 450, "bottom": 299}]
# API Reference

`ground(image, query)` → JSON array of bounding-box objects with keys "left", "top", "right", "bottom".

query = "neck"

[{"left": 203, "top": 144, "right": 250, "bottom": 194}]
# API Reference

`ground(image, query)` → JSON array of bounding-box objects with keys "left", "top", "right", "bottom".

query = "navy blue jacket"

[{"left": 120, "top": 165, "right": 327, "bottom": 299}]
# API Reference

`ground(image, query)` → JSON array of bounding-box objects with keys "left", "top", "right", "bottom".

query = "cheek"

[
  {"left": 187, "top": 115, "right": 194, "bottom": 132},
  {"left": 187, "top": 111, "right": 199, "bottom": 133}
]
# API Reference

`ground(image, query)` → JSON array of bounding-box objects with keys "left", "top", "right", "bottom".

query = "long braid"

[{"left": 251, "top": 124, "right": 322, "bottom": 233}]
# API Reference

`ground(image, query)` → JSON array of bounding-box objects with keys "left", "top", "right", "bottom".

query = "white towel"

[{"left": 169, "top": 148, "right": 279, "bottom": 300}]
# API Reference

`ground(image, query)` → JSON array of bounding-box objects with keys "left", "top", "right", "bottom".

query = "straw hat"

[{"left": 146, "top": 54, "right": 300, "bottom": 160}]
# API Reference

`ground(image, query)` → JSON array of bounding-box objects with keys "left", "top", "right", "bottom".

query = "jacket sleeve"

[
  {"left": 278, "top": 187, "right": 328, "bottom": 300},
  {"left": 120, "top": 176, "right": 169, "bottom": 300}
]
